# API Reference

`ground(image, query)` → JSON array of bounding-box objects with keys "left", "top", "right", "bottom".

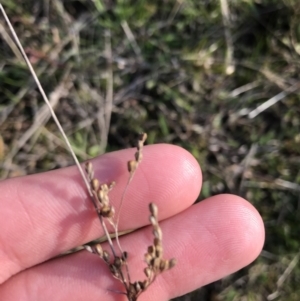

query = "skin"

[{"left": 0, "top": 144, "right": 265, "bottom": 301}]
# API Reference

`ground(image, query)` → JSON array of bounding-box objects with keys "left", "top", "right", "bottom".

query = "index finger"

[{"left": 0, "top": 144, "right": 202, "bottom": 284}]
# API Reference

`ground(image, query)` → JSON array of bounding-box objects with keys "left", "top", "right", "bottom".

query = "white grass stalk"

[{"left": 0, "top": 4, "right": 92, "bottom": 196}]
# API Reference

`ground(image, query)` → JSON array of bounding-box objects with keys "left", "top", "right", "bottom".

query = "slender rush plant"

[
  {"left": 0, "top": 4, "right": 176, "bottom": 300},
  {"left": 85, "top": 133, "right": 176, "bottom": 300}
]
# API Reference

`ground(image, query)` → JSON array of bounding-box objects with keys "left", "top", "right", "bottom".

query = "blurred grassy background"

[{"left": 1, "top": 0, "right": 300, "bottom": 300}]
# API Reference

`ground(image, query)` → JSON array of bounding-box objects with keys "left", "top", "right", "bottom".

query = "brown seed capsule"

[
  {"left": 138, "top": 281, "right": 145, "bottom": 291},
  {"left": 101, "top": 195, "right": 110, "bottom": 207},
  {"left": 153, "top": 237, "right": 161, "bottom": 247},
  {"left": 91, "top": 178, "right": 99, "bottom": 191},
  {"left": 84, "top": 245, "right": 94, "bottom": 253},
  {"left": 155, "top": 245, "right": 163, "bottom": 259},
  {"left": 85, "top": 161, "right": 93, "bottom": 175},
  {"left": 144, "top": 267, "right": 152, "bottom": 277},
  {"left": 152, "top": 257, "right": 161, "bottom": 270},
  {"left": 97, "top": 189, "right": 105, "bottom": 203},
  {"left": 135, "top": 151, "right": 142, "bottom": 162},
  {"left": 128, "top": 283, "right": 137, "bottom": 295},
  {"left": 122, "top": 251, "right": 128, "bottom": 261},
  {"left": 144, "top": 253, "right": 152, "bottom": 265},
  {"left": 101, "top": 183, "right": 108, "bottom": 192},
  {"left": 147, "top": 245, "right": 155, "bottom": 256},
  {"left": 149, "top": 203, "right": 158, "bottom": 218},
  {"left": 149, "top": 215, "right": 157, "bottom": 226},
  {"left": 103, "top": 250, "right": 110, "bottom": 263},
  {"left": 127, "top": 160, "right": 137, "bottom": 172},
  {"left": 84, "top": 244, "right": 103, "bottom": 257},
  {"left": 114, "top": 256, "right": 122, "bottom": 268},
  {"left": 159, "top": 259, "right": 167, "bottom": 271},
  {"left": 94, "top": 244, "right": 103, "bottom": 257},
  {"left": 109, "top": 264, "right": 119, "bottom": 278},
  {"left": 101, "top": 205, "right": 115, "bottom": 218},
  {"left": 142, "top": 280, "right": 149, "bottom": 290},
  {"left": 153, "top": 228, "right": 162, "bottom": 240},
  {"left": 134, "top": 281, "right": 141, "bottom": 292},
  {"left": 108, "top": 181, "right": 116, "bottom": 190},
  {"left": 100, "top": 205, "right": 109, "bottom": 215},
  {"left": 169, "top": 258, "right": 177, "bottom": 269},
  {"left": 139, "top": 132, "right": 147, "bottom": 143}
]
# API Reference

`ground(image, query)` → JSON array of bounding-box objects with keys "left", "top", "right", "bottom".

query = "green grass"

[{"left": 1, "top": 0, "right": 300, "bottom": 300}]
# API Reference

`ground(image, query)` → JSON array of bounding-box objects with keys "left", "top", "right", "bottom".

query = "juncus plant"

[{"left": 0, "top": 5, "right": 176, "bottom": 301}]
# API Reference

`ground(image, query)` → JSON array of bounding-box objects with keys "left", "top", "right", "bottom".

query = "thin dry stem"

[
  {"left": 121, "top": 21, "right": 142, "bottom": 59},
  {"left": 0, "top": 4, "right": 92, "bottom": 195},
  {"left": 117, "top": 133, "right": 148, "bottom": 226},
  {"left": 220, "top": 0, "right": 235, "bottom": 75}
]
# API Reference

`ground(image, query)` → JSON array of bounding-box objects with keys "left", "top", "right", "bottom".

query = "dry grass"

[{"left": 85, "top": 137, "right": 176, "bottom": 300}]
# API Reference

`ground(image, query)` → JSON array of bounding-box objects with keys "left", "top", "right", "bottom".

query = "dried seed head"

[{"left": 83, "top": 133, "right": 176, "bottom": 301}]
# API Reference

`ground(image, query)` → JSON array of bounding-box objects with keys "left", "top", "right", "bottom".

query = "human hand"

[{"left": 0, "top": 144, "right": 265, "bottom": 300}]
